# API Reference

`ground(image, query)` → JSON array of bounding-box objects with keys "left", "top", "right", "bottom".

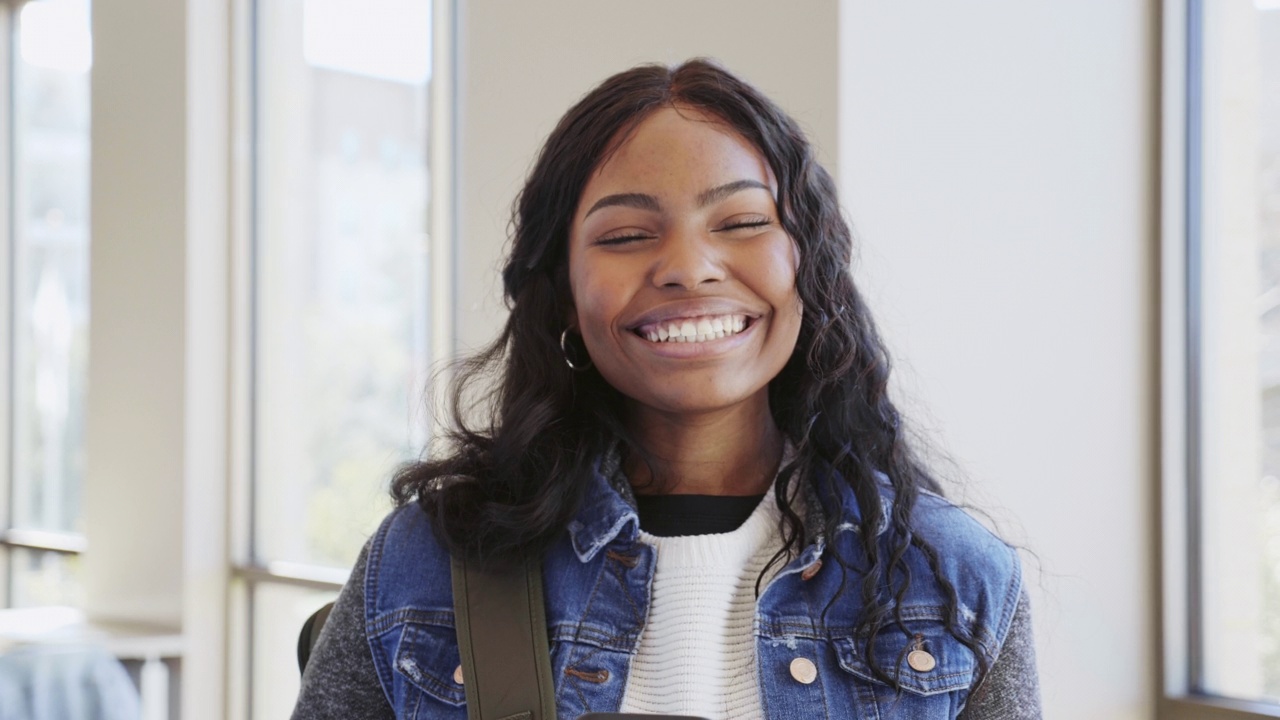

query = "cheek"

[
  {"left": 760, "top": 242, "right": 804, "bottom": 360},
  {"left": 570, "top": 274, "right": 624, "bottom": 341},
  {"left": 760, "top": 240, "right": 803, "bottom": 315},
  {"left": 567, "top": 250, "right": 601, "bottom": 327}
]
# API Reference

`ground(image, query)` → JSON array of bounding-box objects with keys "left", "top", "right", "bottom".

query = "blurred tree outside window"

[{"left": 4, "top": 0, "right": 91, "bottom": 608}]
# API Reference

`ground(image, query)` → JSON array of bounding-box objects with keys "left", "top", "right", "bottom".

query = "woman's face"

[{"left": 567, "top": 105, "right": 803, "bottom": 418}]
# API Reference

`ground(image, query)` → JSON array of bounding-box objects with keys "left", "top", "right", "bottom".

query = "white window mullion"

[{"left": 0, "top": 0, "right": 17, "bottom": 608}]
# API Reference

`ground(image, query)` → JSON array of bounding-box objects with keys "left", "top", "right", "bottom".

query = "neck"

[{"left": 623, "top": 394, "right": 784, "bottom": 496}]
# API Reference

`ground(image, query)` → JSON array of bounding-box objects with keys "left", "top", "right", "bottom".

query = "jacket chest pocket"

[
  {"left": 831, "top": 619, "right": 978, "bottom": 719},
  {"left": 392, "top": 623, "right": 467, "bottom": 719}
]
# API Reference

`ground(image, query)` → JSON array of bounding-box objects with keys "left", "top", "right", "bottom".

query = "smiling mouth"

[{"left": 633, "top": 313, "right": 752, "bottom": 344}]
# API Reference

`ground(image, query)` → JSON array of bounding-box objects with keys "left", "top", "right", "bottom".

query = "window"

[
  {"left": 1163, "top": 0, "right": 1280, "bottom": 717},
  {"left": 1, "top": 0, "right": 91, "bottom": 610},
  {"left": 232, "top": 0, "right": 444, "bottom": 717}
]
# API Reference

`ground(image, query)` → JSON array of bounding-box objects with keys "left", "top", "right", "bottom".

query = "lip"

[{"left": 624, "top": 299, "right": 763, "bottom": 331}]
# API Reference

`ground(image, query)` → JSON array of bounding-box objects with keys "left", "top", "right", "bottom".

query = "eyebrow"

[
  {"left": 696, "top": 179, "right": 771, "bottom": 208},
  {"left": 584, "top": 192, "right": 661, "bottom": 218},
  {"left": 583, "top": 179, "right": 772, "bottom": 219}
]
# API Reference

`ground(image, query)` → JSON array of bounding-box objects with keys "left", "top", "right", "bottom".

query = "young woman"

[{"left": 293, "top": 59, "right": 1041, "bottom": 720}]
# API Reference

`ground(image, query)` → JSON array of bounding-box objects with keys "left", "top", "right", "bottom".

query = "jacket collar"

[
  {"left": 565, "top": 444, "right": 886, "bottom": 564},
  {"left": 567, "top": 450, "right": 640, "bottom": 563}
]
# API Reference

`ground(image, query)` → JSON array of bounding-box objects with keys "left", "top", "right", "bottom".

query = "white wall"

[
  {"left": 839, "top": 2, "right": 1156, "bottom": 719},
  {"left": 455, "top": 0, "right": 839, "bottom": 352},
  {"left": 460, "top": 3, "right": 1156, "bottom": 716},
  {"left": 458, "top": 3, "right": 1157, "bottom": 718}
]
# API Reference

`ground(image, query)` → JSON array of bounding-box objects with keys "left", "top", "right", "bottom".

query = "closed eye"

[
  {"left": 595, "top": 232, "right": 655, "bottom": 246},
  {"left": 715, "top": 217, "right": 773, "bottom": 233},
  {"left": 595, "top": 217, "right": 773, "bottom": 245}
]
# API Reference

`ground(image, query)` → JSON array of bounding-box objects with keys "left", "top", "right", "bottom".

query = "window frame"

[
  {"left": 0, "top": 0, "right": 16, "bottom": 607},
  {"left": 1160, "top": 0, "right": 1280, "bottom": 717}
]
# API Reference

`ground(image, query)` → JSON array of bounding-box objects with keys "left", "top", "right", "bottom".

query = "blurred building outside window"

[{"left": 239, "top": 0, "right": 435, "bottom": 716}]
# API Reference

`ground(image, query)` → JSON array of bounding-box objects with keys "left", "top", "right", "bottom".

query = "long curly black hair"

[{"left": 392, "top": 58, "right": 988, "bottom": 687}]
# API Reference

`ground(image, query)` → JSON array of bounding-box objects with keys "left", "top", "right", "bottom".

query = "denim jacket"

[{"left": 364, "top": 460, "right": 1022, "bottom": 719}]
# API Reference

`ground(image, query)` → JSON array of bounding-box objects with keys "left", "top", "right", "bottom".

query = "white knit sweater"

[{"left": 617, "top": 488, "right": 786, "bottom": 720}]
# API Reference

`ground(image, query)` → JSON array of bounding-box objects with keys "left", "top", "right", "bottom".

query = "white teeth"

[{"left": 639, "top": 314, "right": 750, "bottom": 344}]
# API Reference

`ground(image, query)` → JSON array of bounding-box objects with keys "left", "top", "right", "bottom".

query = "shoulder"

[
  {"left": 902, "top": 489, "right": 1024, "bottom": 658},
  {"left": 364, "top": 502, "right": 455, "bottom": 621},
  {"left": 909, "top": 489, "right": 1019, "bottom": 580},
  {"left": 361, "top": 503, "right": 470, "bottom": 712}
]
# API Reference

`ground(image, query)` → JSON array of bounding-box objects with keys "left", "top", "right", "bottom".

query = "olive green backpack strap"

[{"left": 451, "top": 554, "right": 557, "bottom": 720}]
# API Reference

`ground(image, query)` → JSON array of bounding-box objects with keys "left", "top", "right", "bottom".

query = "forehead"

[{"left": 580, "top": 106, "right": 775, "bottom": 204}]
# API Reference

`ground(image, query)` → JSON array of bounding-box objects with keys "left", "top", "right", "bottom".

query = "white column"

[
  {"left": 86, "top": 0, "right": 189, "bottom": 629},
  {"left": 86, "top": 1, "right": 230, "bottom": 719}
]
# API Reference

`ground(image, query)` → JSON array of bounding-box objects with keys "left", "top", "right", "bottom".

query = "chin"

[{"left": 628, "top": 384, "right": 761, "bottom": 416}]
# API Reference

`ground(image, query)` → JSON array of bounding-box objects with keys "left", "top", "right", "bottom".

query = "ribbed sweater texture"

[{"left": 617, "top": 489, "right": 783, "bottom": 719}]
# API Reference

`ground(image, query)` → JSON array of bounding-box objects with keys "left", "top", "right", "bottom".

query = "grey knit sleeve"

[
  {"left": 957, "top": 588, "right": 1042, "bottom": 719},
  {"left": 291, "top": 541, "right": 395, "bottom": 720}
]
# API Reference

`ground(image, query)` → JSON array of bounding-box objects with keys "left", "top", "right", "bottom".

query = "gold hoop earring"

[{"left": 560, "top": 329, "right": 592, "bottom": 371}]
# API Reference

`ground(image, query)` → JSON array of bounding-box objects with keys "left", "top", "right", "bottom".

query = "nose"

[{"left": 651, "top": 228, "right": 725, "bottom": 290}]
